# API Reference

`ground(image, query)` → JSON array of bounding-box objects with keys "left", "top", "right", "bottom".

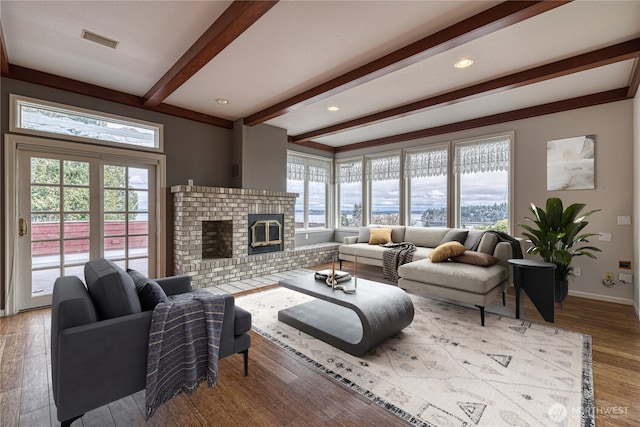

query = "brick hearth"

[{"left": 172, "top": 185, "right": 338, "bottom": 288}]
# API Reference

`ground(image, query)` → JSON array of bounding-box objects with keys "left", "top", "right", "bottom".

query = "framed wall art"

[{"left": 547, "top": 134, "right": 595, "bottom": 191}]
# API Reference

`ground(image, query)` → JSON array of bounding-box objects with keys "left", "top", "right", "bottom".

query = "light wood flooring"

[{"left": 1, "top": 263, "right": 639, "bottom": 426}]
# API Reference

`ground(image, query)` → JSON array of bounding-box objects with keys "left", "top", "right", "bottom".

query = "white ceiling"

[{"left": 2, "top": 0, "right": 639, "bottom": 149}]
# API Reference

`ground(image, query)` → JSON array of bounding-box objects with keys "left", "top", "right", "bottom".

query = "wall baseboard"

[{"left": 568, "top": 289, "right": 634, "bottom": 306}]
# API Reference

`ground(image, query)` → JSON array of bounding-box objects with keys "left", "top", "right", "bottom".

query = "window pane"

[
  {"left": 128, "top": 167, "right": 149, "bottom": 189},
  {"left": 64, "top": 187, "right": 90, "bottom": 212},
  {"left": 459, "top": 170, "right": 509, "bottom": 231},
  {"left": 64, "top": 239, "right": 90, "bottom": 264},
  {"left": 64, "top": 216, "right": 89, "bottom": 238},
  {"left": 104, "top": 215, "right": 126, "bottom": 236},
  {"left": 31, "top": 186, "right": 60, "bottom": 212},
  {"left": 368, "top": 155, "right": 400, "bottom": 226},
  {"left": 19, "top": 100, "right": 159, "bottom": 149},
  {"left": 104, "top": 189, "right": 126, "bottom": 213},
  {"left": 31, "top": 158, "right": 60, "bottom": 184},
  {"left": 409, "top": 174, "right": 447, "bottom": 227},
  {"left": 129, "top": 236, "right": 148, "bottom": 257},
  {"left": 129, "top": 215, "right": 148, "bottom": 235},
  {"left": 128, "top": 190, "right": 147, "bottom": 213},
  {"left": 339, "top": 181, "right": 362, "bottom": 228},
  {"left": 105, "top": 237, "right": 125, "bottom": 259},
  {"left": 287, "top": 178, "right": 305, "bottom": 228},
  {"left": 63, "top": 160, "right": 89, "bottom": 186},
  {"left": 32, "top": 241, "right": 60, "bottom": 268},
  {"left": 370, "top": 178, "right": 399, "bottom": 225},
  {"left": 104, "top": 165, "right": 126, "bottom": 188},
  {"left": 31, "top": 215, "right": 60, "bottom": 239},
  {"left": 308, "top": 181, "right": 326, "bottom": 228}
]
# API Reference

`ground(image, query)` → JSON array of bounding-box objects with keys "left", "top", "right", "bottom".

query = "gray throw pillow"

[
  {"left": 358, "top": 226, "right": 372, "bottom": 243},
  {"left": 84, "top": 258, "right": 141, "bottom": 319},
  {"left": 439, "top": 229, "right": 469, "bottom": 245},
  {"left": 463, "top": 229, "right": 485, "bottom": 250},
  {"left": 127, "top": 269, "right": 168, "bottom": 311}
]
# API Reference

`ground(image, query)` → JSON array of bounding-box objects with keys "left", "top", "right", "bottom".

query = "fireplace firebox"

[{"left": 248, "top": 214, "right": 284, "bottom": 255}]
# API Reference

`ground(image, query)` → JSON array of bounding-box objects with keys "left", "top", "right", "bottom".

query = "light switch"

[
  {"left": 598, "top": 232, "right": 612, "bottom": 242},
  {"left": 617, "top": 216, "right": 631, "bottom": 225}
]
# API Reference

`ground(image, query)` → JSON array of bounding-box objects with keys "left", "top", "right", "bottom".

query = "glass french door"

[{"left": 17, "top": 149, "right": 156, "bottom": 311}]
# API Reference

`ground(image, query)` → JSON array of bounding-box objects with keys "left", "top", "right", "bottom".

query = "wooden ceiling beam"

[
  {"left": 0, "top": 19, "right": 9, "bottom": 76},
  {"left": 328, "top": 88, "right": 629, "bottom": 153},
  {"left": 7, "top": 65, "right": 233, "bottom": 128},
  {"left": 627, "top": 58, "right": 640, "bottom": 98},
  {"left": 293, "top": 38, "right": 640, "bottom": 143},
  {"left": 243, "top": 0, "right": 570, "bottom": 126},
  {"left": 143, "top": 1, "right": 278, "bottom": 107}
]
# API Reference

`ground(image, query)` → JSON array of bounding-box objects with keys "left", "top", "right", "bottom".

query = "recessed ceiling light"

[
  {"left": 454, "top": 58, "right": 474, "bottom": 69},
  {"left": 327, "top": 106, "right": 340, "bottom": 112},
  {"left": 81, "top": 29, "right": 119, "bottom": 49},
  {"left": 216, "top": 98, "right": 229, "bottom": 105}
]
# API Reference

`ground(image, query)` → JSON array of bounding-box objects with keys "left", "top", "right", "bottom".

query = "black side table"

[{"left": 508, "top": 259, "right": 556, "bottom": 322}]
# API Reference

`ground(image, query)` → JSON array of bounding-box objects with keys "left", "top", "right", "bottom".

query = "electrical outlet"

[
  {"left": 573, "top": 267, "right": 581, "bottom": 276},
  {"left": 619, "top": 273, "right": 633, "bottom": 284},
  {"left": 604, "top": 272, "right": 613, "bottom": 281},
  {"left": 305, "top": 233, "right": 309, "bottom": 240}
]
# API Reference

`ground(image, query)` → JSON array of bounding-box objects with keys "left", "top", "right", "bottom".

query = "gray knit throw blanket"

[
  {"left": 381, "top": 242, "right": 416, "bottom": 282},
  {"left": 145, "top": 290, "right": 226, "bottom": 420}
]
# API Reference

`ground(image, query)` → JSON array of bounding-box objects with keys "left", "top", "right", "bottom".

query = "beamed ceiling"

[{"left": 1, "top": 0, "right": 639, "bottom": 153}]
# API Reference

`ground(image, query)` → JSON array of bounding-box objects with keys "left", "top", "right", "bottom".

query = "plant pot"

[{"left": 555, "top": 279, "right": 569, "bottom": 303}]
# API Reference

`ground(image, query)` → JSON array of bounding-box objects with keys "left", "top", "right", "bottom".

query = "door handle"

[{"left": 19, "top": 218, "right": 28, "bottom": 237}]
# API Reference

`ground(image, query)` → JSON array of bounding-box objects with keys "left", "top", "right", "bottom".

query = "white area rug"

[{"left": 237, "top": 286, "right": 594, "bottom": 427}]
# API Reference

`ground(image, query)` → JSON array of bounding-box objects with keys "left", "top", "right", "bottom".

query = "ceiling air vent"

[{"left": 81, "top": 30, "right": 119, "bottom": 49}]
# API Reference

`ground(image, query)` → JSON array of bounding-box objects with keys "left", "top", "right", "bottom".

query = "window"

[
  {"left": 405, "top": 145, "right": 448, "bottom": 227},
  {"left": 10, "top": 94, "right": 163, "bottom": 152},
  {"left": 367, "top": 153, "right": 401, "bottom": 226},
  {"left": 336, "top": 158, "right": 363, "bottom": 228},
  {"left": 454, "top": 134, "right": 512, "bottom": 232},
  {"left": 286, "top": 152, "right": 332, "bottom": 230}
]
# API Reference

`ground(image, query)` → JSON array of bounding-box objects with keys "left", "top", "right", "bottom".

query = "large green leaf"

[{"left": 518, "top": 197, "right": 600, "bottom": 281}]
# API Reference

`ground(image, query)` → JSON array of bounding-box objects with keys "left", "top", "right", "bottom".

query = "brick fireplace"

[{"left": 172, "top": 185, "right": 337, "bottom": 288}]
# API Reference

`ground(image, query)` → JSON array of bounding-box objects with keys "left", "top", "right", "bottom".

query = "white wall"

[
  {"left": 336, "top": 100, "right": 635, "bottom": 303},
  {"left": 634, "top": 91, "right": 640, "bottom": 318}
]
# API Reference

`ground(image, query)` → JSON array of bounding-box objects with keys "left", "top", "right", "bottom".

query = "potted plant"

[{"left": 519, "top": 197, "right": 601, "bottom": 303}]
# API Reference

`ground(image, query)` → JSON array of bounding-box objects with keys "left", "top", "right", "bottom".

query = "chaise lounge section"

[{"left": 339, "top": 226, "right": 523, "bottom": 325}]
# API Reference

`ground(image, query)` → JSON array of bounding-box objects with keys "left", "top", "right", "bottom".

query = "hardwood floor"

[{"left": 1, "top": 263, "right": 639, "bottom": 426}]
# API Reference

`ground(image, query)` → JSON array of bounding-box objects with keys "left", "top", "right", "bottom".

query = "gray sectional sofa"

[{"left": 338, "top": 226, "right": 523, "bottom": 325}]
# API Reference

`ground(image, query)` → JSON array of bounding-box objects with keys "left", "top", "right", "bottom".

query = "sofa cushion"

[
  {"left": 451, "top": 251, "right": 500, "bottom": 267},
  {"left": 477, "top": 232, "right": 499, "bottom": 254},
  {"left": 398, "top": 259, "right": 507, "bottom": 293},
  {"left": 127, "top": 269, "right": 168, "bottom": 311},
  {"left": 403, "top": 227, "right": 449, "bottom": 248},
  {"left": 369, "top": 227, "right": 392, "bottom": 245},
  {"left": 429, "top": 241, "right": 467, "bottom": 262},
  {"left": 439, "top": 229, "right": 468, "bottom": 245},
  {"left": 84, "top": 258, "right": 141, "bottom": 319},
  {"left": 463, "top": 229, "right": 485, "bottom": 250}
]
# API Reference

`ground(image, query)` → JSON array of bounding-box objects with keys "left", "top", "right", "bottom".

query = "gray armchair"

[{"left": 51, "top": 258, "right": 251, "bottom": 427}]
